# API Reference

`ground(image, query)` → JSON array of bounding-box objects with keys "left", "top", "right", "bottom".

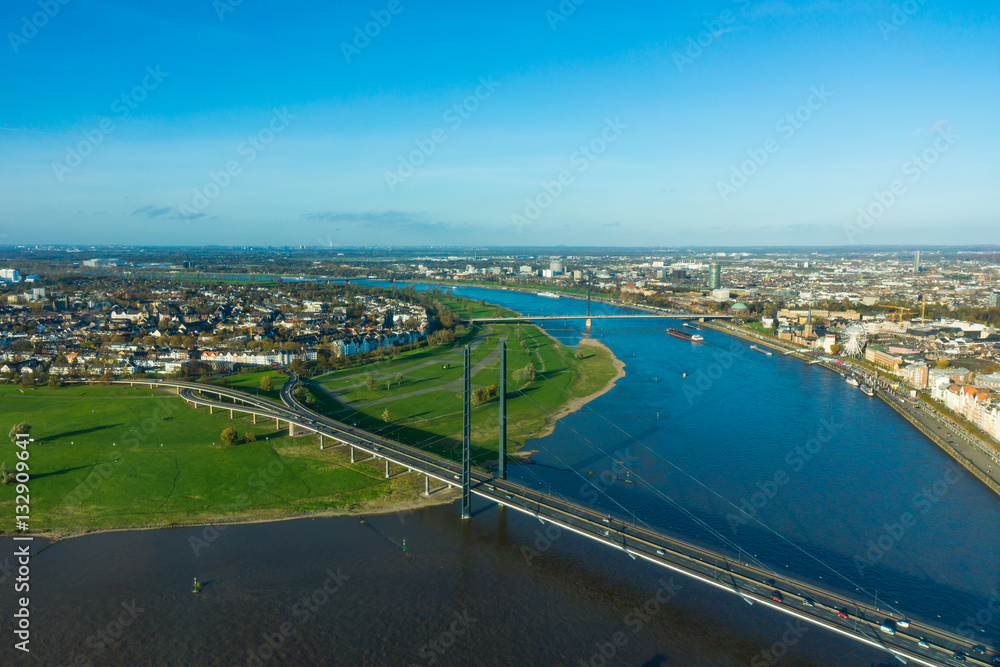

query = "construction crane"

[{"left": 878, "top": 303, "right": 917, "bottom": 324}]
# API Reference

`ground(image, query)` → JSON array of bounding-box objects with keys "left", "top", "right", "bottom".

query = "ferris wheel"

[{"left": 840, "top": 323, "right": 867, "bottom": 356}]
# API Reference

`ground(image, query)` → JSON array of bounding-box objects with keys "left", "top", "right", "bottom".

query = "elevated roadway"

[{"left": 112, "top": 377, "right": 995, "bottom": 667}]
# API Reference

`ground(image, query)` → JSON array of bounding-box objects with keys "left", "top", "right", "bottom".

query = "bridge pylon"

[
  {"left": 499, "top": 341, "right": 507, "bottom": 481},
  {"left": 461, "top": 346, "right": 471, "bottom": 519}
]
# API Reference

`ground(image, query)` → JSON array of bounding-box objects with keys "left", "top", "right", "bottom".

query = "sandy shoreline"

[
  {"left": 16, "top": 487, "right": 461, "bottom": 544},
  {"left": 523, "top": 337, "right": 627, "bottom": 444}
]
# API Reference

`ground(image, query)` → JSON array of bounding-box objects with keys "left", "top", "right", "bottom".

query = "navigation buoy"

[
  {"left": 682, "top": 372, "right": 687, "bottom": 378},
  {"left": 192, "top": 577, "right": 202, "bottom": 594}
]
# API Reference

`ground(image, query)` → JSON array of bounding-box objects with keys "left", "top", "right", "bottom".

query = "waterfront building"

[
  {"left": 865, "top": 346, "right": 904, "bottom": 374},
  {"left": 903, "top": 362, "right": 929, "bottom": 389}
]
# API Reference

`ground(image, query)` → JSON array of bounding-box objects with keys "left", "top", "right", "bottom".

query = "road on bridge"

[{"left": 116, "top": 377, "right": 997, "bottom": 667}]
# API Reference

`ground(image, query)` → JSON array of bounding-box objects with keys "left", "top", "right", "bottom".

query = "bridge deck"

[
  {"left": 113, "top": 378, "right": 991, "bottom": 667},
  {"left": 468, "top": 313, "right": 733, "bottom": 322}
]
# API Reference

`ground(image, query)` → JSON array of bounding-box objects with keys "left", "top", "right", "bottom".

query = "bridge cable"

[{"left": 500, "top": 330, "right": 903, "bottom": 616}]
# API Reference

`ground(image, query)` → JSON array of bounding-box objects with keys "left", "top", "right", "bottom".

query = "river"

[{"left": 2, "top": 283, "right": 998, "bottom": 666}]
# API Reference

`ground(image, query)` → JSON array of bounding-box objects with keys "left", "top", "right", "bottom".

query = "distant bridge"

[{"left": 468, "top": 313, "right": 733, "bottom": 324}]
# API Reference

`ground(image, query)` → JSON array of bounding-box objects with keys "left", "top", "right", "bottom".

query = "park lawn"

[
  {"left": 326, "top": 327, "right": 509, "bottom": 405},
  {"left": 0, "top": 386, "right": 423, "bottom": 536},
  {"left": 303, "top": 323, "right": 620, "bottom": 467},
  {"left": 743, "top": 322, "right": 775, "bottom": 335},
  {"left": 216, "top": 369, "right": 287, "bottom": 403}
]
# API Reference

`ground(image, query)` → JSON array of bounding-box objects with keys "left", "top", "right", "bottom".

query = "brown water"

[{"left": 1, "top": 502, "right": 888, "bottom": 666}]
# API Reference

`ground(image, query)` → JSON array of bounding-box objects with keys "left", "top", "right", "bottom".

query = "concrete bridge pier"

[
  {"left": 350, "top": 446, "right": 356, "bottom": 463},
  {"left": 423, "top": 475, "right": 444, "bottom": 496},
  {"left": 385, "top": 459, "right": 391, "bottom": 478},
  {"left": 275, "top": 418, "right": 280, "bottom": 430},
  {"left": 319, "top": 434, "right": 325, "bottom": 450},
  {"left": 252, "top": 413, "right": 256, "bottom": 424},
  {"left": 288, "top": 422, "right": 298, "bottom": 436},
  {"left": 209, "top": 405, "right": 214, "bottom": 415},
  {"left": 585, "top": 318, "right": 592, "bottom": 331},
  {"left": 230, "top": 409, "right": 234, "bottom": 419}
]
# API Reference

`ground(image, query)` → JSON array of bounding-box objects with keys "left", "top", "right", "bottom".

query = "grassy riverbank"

[
  {"left": 307, "top": 321, "right": 623, "bottom": 467},
  {"left": 0, "top": 385, "right": 434, "bottom": 538},
  {"left": 0, "top": 295, "right": 623, "bottom": 538}
]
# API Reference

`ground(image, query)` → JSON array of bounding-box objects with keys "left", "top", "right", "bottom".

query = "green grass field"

[
  {"left": 0, "top": 384, "right": 422, "bottom": 537},
  {"left": 308, "top": 322, "right": 620, "bottom": 467},
  {"left": 216, "top": 369, "right": 288, "bottom": 403}
]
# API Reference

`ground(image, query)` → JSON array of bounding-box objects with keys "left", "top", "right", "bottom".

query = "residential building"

[{"left": 903, "top": 362, "right": 929, "bottom": 389}]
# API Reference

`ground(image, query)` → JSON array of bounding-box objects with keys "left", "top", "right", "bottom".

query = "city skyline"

[{"left": 1, "top": 1, "right": 998, "bottom": 247}]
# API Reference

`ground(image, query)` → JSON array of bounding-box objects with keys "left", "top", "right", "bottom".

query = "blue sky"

[{"left": 1, "top": 0, "right": 998, "bottom": 246}]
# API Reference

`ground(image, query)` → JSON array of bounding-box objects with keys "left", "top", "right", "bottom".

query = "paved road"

[{"left": 111, "top": 377, "right": 999, "bottom": 667}]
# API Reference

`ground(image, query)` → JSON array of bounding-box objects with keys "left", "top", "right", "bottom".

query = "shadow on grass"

[
  {"left": 42, "top": 424, "right": 122, "bottom": 442},
  {"left": 32, "top": 461, "right": 117, "bottom": 480}
]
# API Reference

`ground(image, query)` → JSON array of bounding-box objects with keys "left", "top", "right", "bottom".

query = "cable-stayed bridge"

[{"left": 111, "top": 362, "right": 995, "bottom": 667}]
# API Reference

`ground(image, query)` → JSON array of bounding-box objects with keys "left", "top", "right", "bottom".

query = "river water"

[{"left": 2, "top": 283, "right": 998, "bottom": 666}]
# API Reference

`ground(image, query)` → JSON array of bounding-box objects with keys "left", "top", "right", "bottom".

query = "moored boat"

[
  {"left": 860, "top": 384, "right": 875, "bottom": 396},
  {"left": 846, "top": 376, "right": 859, "bottom": 386}
]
